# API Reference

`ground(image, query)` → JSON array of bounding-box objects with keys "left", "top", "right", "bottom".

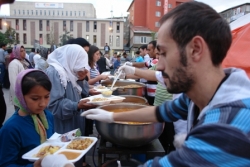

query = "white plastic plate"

[{"left": 22, "top": 137, "right": 98, "bottom": 163}]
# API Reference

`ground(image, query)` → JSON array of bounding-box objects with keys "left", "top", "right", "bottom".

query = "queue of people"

[{"left": 1, "top": 1, "right": 250, "bottom": 167}]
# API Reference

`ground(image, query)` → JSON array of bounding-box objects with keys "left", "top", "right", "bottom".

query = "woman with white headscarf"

[{"left": 45, "top": 44, "right": 95, "bottom": 135}]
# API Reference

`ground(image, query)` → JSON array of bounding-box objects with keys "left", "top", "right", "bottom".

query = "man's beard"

[{"left": 161, "top": 50, "right": 194, "bottom": 94}]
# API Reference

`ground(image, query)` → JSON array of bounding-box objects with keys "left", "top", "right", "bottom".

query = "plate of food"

[
  {"left": 22, "top": 137, "right": 97, "bottom": 163},
  {"left": 93, "top": 85, "right": 111, "bottom": 92},
  {"left": 81, "top": 95, "right": 111, "bottom": 105}
]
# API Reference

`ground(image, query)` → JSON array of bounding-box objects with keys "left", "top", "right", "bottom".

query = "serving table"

[{"left": 98, "top": 137, "right": 165, "bottom": 166}]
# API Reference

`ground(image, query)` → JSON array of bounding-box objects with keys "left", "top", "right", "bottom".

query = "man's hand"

[
  {"left": 89, "top": 89, "right": 101, "bottom": 95},
  {"left": 81, "top": 109, "right": 114, "bottom": 123},
  {"left": 78, "top": 99, "right": 97, "bottom": 110},
  {"left": 118, "top": 65, "right": 135, "bottom": 75},
  {"left": 34, "top": 158, "right": 42, "bottom": 167}
]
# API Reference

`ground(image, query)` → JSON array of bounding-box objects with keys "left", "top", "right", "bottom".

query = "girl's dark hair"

[
  {"left": 22, "top": 71, "right": 52, "bottom": 95},
  {"left": 88, "top": 45, "right": 99, "bottom": 68}
]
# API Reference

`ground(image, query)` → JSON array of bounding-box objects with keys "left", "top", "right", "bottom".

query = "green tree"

[
  {"left": 0, "top": 32, "right": 8, "bottom": 44},
  {"left": 4, "top": 27, "right": 19, "bottom": 47},
  {"left": 59, "top": 29, "right": 73, "bottom": 46}
]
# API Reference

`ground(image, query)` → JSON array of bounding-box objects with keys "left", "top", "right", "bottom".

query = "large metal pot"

[
  {"left": 119, "top": 95, "right": 148, "bottom": 104},
  {"left": 96, "top": 103, "right": 164, "bottom": 147},
  {"left": 102, "top": 80, "right": 145, "bottom": 96}
]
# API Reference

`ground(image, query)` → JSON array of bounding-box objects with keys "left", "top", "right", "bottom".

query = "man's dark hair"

[
  {"left": 160, "top": 1, "right": 232, "bottom": 66},
  {"left": 31, "top": 48, "right": 35, "bottom": 52},
  {"left": 148, "top": 40, "right": 156, "bottom": 48},
  {"left": 0, "top": 43, "right": 7, "bottom": 48},
  {"left": 66, "top": 38, "right": 75, "bottom": 45},
  {"left": 36, "top": 49, "right": 40, "bottom": 53},
  {"left": 72, "top": 38, "right": 90, "bottom": 47},
  {"left": 7, "top": 48, "right": 12, "bottom": 54},
  {"left": 135, "top": 51, "right": 140, "bottom": 55},
  {"left": 139, "top": 44, "right": 147, "bottom": 50},
  {"left": 122, "top": 52, "right": 127, "bottom": 56}
]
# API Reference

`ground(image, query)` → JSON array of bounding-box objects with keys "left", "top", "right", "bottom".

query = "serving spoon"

[{"left": 110, "top": 70, "right": 122, "bottom": 91}]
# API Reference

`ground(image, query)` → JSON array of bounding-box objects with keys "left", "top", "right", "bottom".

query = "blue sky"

[{"left": 0, "top": 0, "right": 249, "bottom": 18}]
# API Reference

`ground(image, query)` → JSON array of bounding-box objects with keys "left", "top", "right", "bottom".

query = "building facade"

[
  {"left": 220, "top": 3, "right": 250, "bottom": 23},
  {"left": 127, "top": 0, "right": 192, "bottom": 50},
  {"left": 0, "top": 1, "right": 124, "bottom": 51}
]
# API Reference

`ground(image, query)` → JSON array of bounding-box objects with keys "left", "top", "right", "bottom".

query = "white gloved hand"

[
  {"left": 125, "top": 62, "right": 133, "bottom": 66},
  {"left": 81, "top": 109, "right": 114, "bottom": 123},
  {"left": 41, "top": 154, "right": 74, "bottom": 167},
  {"left": 118, "top": 65, "right": 135, "bottom": 75}
]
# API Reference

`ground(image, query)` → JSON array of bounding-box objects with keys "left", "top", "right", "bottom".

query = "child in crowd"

[
  {"left": 114, "top": 55, "right": 121, "bottom": 70},
  {"left": 0, "top": 69, "right": 56, "bottom": 166}
]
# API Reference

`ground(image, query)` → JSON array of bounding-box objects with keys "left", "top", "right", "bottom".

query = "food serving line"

[{"left": 22, "top": 78, "right": 165, "bottom": 166}]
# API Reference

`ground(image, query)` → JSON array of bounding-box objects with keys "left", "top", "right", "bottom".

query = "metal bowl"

[
  {"left": 119, "top": 95, "right": 148, "bottom": 104},
  {"left": 96, "top": 103, "right": 164, "bottom": 147},
  {"left": 101, "top": 80, "right": 145, "bottom": 96}
]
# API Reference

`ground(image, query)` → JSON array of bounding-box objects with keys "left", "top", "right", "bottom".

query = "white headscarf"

[{"left": 47, "top": 44, "right": 90, "bottom": 93}]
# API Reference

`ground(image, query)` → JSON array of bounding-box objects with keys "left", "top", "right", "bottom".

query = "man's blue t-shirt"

[
  {"left": 135, "top": 56, "right": 144, "bottom": 63},
  {"left": 114, "top": 60, "right": 121, "bottom": 69}
]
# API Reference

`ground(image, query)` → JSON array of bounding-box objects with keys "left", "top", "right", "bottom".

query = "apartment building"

[
  {"left": 127, "top": 0, "right": 192, "bottom": 50},
  {"left": 0, "top": 1, "right": 124, "bottom": 51}
]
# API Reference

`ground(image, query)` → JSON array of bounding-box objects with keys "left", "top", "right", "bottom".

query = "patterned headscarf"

[
  {"left": 10, "top": 45, "right": 22, "bottom": 61},
  {"left": 14, "top": 69, "right": 49, "bottom": 143}
]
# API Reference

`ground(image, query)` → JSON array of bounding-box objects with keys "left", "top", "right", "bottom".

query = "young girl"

[
  {"left": 87, "top": 45, "right": 109, "bottom": 86},
  {"left": 0, "top": 69, "right": 54, "bottom": 166}
]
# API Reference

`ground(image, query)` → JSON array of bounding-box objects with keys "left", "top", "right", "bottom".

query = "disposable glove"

[
  {"left": 41, "top": 154, "right": 74, "bottom": 167},
  {"left": 118, "top": 65, "right": 135, "bottom": 75},
  {"left": 125, "top": 61, "right": 133, "bottom": 66},
  {"left": 81, "top": 109, "right": 114, "bottom": 123}
]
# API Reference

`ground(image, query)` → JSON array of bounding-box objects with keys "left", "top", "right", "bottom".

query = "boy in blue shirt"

[
  {"left": 135, "top": 50, "right": 144, "bottom": 63},
  {"left": 114, "top": 55, "right": 121, "bottom": 70}
]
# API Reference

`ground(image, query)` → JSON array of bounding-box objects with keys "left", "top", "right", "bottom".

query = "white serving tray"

[
  {"left": 22, "top": 137, "right": 97, "bottom": 163},
  {"left": 81, "top": 94, "right": 125, "bottom": 105}
]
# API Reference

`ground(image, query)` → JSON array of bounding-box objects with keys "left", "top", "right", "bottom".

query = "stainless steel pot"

[
  {"left": 119, "top": 95, "right": 148, "bottom": 104},
  {"left": 96, "top": 103, "right": 164, "bottom": 147},
  {"left": 102, "top": 80, "right": 146, "bottom": 96}
]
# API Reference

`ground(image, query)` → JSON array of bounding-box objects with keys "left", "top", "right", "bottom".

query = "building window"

[
  {"left": 93, "top": 35, "right": 97, "bottom": 44},
  {"left": 66, "top": 11, "right": 68, "bottom": 16},
  {"left": 70, "top": 20, "right": 73, "bottom": 31},
  {"left": 23, "top": 20, "right": 27, "bottom": 30},
  {"left": 46, "top": 20, "right": 50, "bottom": 31},
  {"left": 83, "top": 11, "right": 85, "bottom": 16},
  {"left": 86, "top": 21, "right": 89, "bottom": 32},
  {"left": 116, "top": 36, "right": 120, "bottom": 47},
  {"left": 53, "top": 10, "right": 55, "bottom": 16},
  {"left": 16, "top": 19, "right": 19, "bottom": 30},
  {"left": 156, "top": 1, "right": 161, "bottom": 6},
  {"left": 23, "top": 10, "right": 25, "bottom": 15},
  {"left": 86, "top": 35, "right": 89, "bottom": 41},
  {"left": 155, "top": 11, "right": 161, "bottom": 17},
  {"left": 40, "top": 10, "right": 42, "bottom": 15},
  {"left": 47, "top": 34, "right": 50, "bottom": 44},
  {"left": 79, "top": 11, "right": 81, "bottom": 16},
  {"left": 140, "top": 36, "right": 147, "bottom": 44},
  {"left": 27, "top": 10, "right": 29, "bottom": 15},
  {"left": 44, "top": 10, "right": 46, "bottom": 16},
  {"left": 109, "top": 35, "right": 113, "bottom": 46},
  {"left": 23, "top": 33, "right": 27, "bottom": 44},
  {"left": 0, "top": 19, "right": 2, "bottom": 30},
  {"left": 62, "top": 11, "right": 63, "bottom": 16},
  {"left": 16, "top": 33, "right": 19, "bottom": 43},
  {"left": 39, "top": 20, "right": 43, "bottom": 31},
  {"left": 116, "top": 22, "right": 120, "bottom": 33},
  {"left": 75, "top": 11, "right": 76, "bottom": 16},
  {"left": 155, "top": 22, "right": 160, "bottom": 27},
  {"left": 39, "top": 34, "right": 43, "bottom": 45},
  {"left": 31, "top": 10, "right": 33, "bottom": 15},
  {"left": 63, "top": 20, "right": 66, "bottom": 31},
  {"left": 168, "top": 4, "right": 172, "bottom": 8},
  {"left": 58, "top": 11, "right": 60, "bottom": 16},
  {"left": 93, "top": 21, "right": 97, "bottom": 32},
  {"left": 70, "top": 11, "right": 72, "bottom": 16},
  {"left": 48, "top": 10, "right": 50, "bottom": 15},
  {"left": 36, "top": 10, "right": 38, "bottom": 15},
  {"left": 14, "top": 10, "right": 16, "bottom": 15},
  {"left": 18, "top": 10, "right": 20, "bottom": 15}
]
